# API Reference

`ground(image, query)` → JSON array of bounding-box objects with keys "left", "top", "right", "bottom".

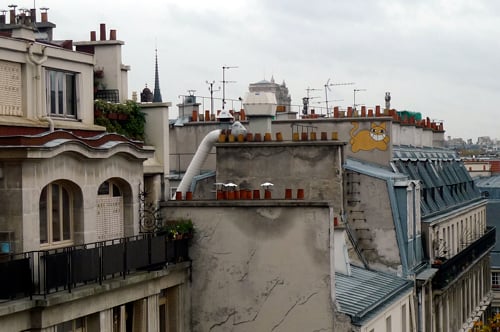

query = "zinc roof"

[{"left": 335, "top": 265, "right": 412, "bottom": 326}]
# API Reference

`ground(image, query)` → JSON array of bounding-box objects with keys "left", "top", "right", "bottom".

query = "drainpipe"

[
  {"left": 26, "top": 43, "right": 53, "bottom": 132},
  {"left": 175, "top": 129, "right": 221, "bottom": 199}
]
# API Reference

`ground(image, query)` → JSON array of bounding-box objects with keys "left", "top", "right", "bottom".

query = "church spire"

[{"left": 153, "top": 48, "right": 163, "bottom": 102}]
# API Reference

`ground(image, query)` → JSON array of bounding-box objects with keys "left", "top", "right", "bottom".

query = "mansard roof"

[{"left": 393, "top": 146, "right": 481, "bottom": 218}]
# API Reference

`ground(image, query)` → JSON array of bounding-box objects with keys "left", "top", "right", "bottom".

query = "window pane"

[
  {"left": 98, "top": 182, "right": 109, "bottom": 195},
  {"left": 39, "top": 187, "right": 48, "bottom": 244},
  {"left": 66, "top": 74, "right": 75, "bottom": 116},
  {"left": 50, "top": 71, "right": 56, "bottom": 114},
  {"left": 52, "top": 184, "right": 61, "bottom": 242},
  {"left": 62, "top": 187, "right": 71, "bottom": 240},
  {"left": 56, "top": 320, "right": 73, "bottom": 332},
  {"left": 112, "top": 184, "right": 121, "bottom": 197},
  {"left": 57, "top": 74, "right": 64, "bottom": 115}
]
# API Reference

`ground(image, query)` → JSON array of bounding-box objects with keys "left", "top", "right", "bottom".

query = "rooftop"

[{"left": 335, "top": 265, "right": 412, "bottom": 325}]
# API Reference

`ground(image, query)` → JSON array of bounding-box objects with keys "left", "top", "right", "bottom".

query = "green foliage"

[
  {"left": 160, "top": 218, "right": 194, "bottom": 239},
  {"left": 94, "top": 99, "right": 146, "bottom": 140}
]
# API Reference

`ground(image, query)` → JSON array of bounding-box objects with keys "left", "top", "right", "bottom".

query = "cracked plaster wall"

[
  {"left": 216, "top": 143, "right": 343, "bottom": 202},
  {"left": 165, "top": 205, "right": 336, "bottom": 332},
  {"left": 354, "top": 173, "right": 400, "bottom": 272}
]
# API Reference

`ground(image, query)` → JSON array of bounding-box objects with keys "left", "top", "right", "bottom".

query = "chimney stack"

[
  {"left": 40, "top": 7, "right": 49, "bottom": 22},
  {"left": 99, "top": 23, "right": 106, "bottom": 40},
  {"left": 0, "top": 10, "right": 6, "bottom": 24},
  {"left": 8, "top": 4, "right": 17, "bottom": 24},
  {"left": 30, "top": 8, "right": 36, "bottom": 22}
]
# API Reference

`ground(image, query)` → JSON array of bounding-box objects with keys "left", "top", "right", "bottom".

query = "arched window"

[{"left": 39, "top": 182, "right": 74, "bottom": 247}]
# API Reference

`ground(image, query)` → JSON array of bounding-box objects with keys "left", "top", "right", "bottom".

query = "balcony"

[
  {"left": 432, "top": 226, "right": 495, "bottom": 290},
  {"left": 0, "top": 234, "right": 190, "bottom": 302}
]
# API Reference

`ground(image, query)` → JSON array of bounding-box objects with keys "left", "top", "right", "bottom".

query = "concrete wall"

[
  {"left": 273, "top": 118, "right": 393, "bottom": 167},
  {"left": 163, "top": 203, "right": 336, "bottom": 332},
  {"left": 169, "top": 122, "right": 220, "bottom": 174},
  {"left": 216, "top": 141, "right": 344, "bottom": 203},
  {"left": 0, "top": 268, "right": 189, "bottom": 331}
]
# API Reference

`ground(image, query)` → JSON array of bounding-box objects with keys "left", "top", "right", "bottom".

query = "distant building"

[{"left": 248, "top": 76, "right": 292, "bottom": 115}]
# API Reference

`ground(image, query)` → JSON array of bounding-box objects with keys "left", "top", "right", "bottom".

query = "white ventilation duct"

[
  {"left": 175, "top": 129, "right": 221, "bottom": 199},
  {"left": 174, "top": 122, "right": 247, "bottom": 200}
]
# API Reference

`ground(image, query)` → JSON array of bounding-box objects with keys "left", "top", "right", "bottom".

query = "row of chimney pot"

[
  {"left": 190, "top": 110, "right": 246, "bottom": 122},
  {"left": 90, "top": 24, "right": 117, "bottom": 41},
  {"left": 218, "top": 131, "right": 338, "bottom": 143},
  {"left": 175, "top": 188, "right": 305, "bottom": 200},
  {"left": 331, "top": 106, "right": 444, "bottom": 131},
  {"left": 190, "top": 106, "right": 443, "bottom": 131},
  {"left": 0, "top": 6, "right": 49, "bottom": 25}
]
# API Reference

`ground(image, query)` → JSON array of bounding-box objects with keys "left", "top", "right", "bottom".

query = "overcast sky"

[{"left": 16, "top": 0, "right": 500, "bottom": 141}]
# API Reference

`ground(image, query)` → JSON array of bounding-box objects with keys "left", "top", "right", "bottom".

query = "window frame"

[
  {"left": 45, "top": 68, "right": 78, "bottom": 119},
  {"left": 39, "top": 182, "right": 74, "bottom": 249},
  {"left": 492, "top": 272, "right": 500, "bottom": 289}
]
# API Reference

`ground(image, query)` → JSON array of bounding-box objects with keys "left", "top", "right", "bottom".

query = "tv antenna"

[
  {"left": 221, "top": 65, "right": 238, "bottom": 110},
  {"left": 353, "top": 88, "right": 367, "bottom": 111},
  {"left": 206, "top": 80, "right": 220, "bottom": 116},
  {"left": 302, "top": 87, "right": 321, "bottom": 115},
  {"left": 324, "top": 79, "right": 354, "bottom": 115}
]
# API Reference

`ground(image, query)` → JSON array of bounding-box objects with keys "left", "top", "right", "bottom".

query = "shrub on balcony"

[{"left": 94, "top": 99, "right": 146, "bottom": 140}]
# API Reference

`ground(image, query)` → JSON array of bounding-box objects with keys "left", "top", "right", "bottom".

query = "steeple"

[{"left": 153, "top": 48, "right": 163, "bottom": 102}]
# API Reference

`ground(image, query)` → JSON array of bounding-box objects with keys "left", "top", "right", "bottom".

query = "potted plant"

[
  {"left": 160, "top": 218, "right": 194, "bottom": 240},
  {"left": 94, "top": 99, "right": 146, "bottom": 140}
]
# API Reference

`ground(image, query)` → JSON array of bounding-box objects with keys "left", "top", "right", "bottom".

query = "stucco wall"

[
  {"left": 0, "top": 161, "right": 23, "bottom": 253},
  {"left": 2, "top": 152, "right": 144, "bottom": 252},
  {"left": 361, "top": 289, "right": 412, "bottom": 332},
  {"left": 347, "top": 172, "right": 401, "bottom": 272},
  {"left": 164, "top": 203, "right": 336, "bottom": 332}
]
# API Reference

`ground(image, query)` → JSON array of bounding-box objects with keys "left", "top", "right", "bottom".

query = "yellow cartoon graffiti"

[{"left": 350, "top": 122, "right": 390, "bottom": 152}]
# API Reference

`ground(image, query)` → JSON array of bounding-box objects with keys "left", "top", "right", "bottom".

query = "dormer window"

[{"left": 46, "top": 69, "right": 77, "bottom": 118}]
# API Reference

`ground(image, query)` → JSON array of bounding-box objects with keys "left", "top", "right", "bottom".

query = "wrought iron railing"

[
  {"left": 0, "top": 233, "right": 189, "bottom": 302},
  {"left": 432, "top": 226, "right": 495, "bottom": 290}
]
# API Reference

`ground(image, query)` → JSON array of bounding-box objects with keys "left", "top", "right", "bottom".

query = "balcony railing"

[
  {"left": 432, "top": 226, "right": 495, "bottom": 290},
  {"left": 0, "top": 234, "right": 190, "bottom": 302}
]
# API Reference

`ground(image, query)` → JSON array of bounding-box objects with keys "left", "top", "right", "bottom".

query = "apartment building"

[
  {"left": 0, "top": 7, "right": 188, "bottom": 331},
  {"left": 168, "top": 94, "right": 494, "bottom": 330}
]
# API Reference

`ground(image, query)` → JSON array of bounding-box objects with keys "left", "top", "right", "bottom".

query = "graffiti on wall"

[{"left": 350, "top": 122, "right": 390, "bottom": 153}]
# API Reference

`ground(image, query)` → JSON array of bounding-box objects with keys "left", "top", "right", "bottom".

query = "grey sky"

[{"left": 17, "top": 0, "right": 500, "bottom": 140}]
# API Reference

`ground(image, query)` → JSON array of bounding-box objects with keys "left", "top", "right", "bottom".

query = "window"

[
  {"left": 56, "top": 317, "right": 85, "bottom": 332},
  {"left": 492, "top": 272, "right": 500, "bottom": 289},
  {"left": 386, "top": 315, "right": 392, "bottom": 332},
  {"left": 39, "top": 182, "right": 73, "bottom": 247},
  {"left": 46, "top": 69, "right": 77, "bottom": 118},
  {"left": 98, "top": 181, "right": 122, "bottom": 197}
]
